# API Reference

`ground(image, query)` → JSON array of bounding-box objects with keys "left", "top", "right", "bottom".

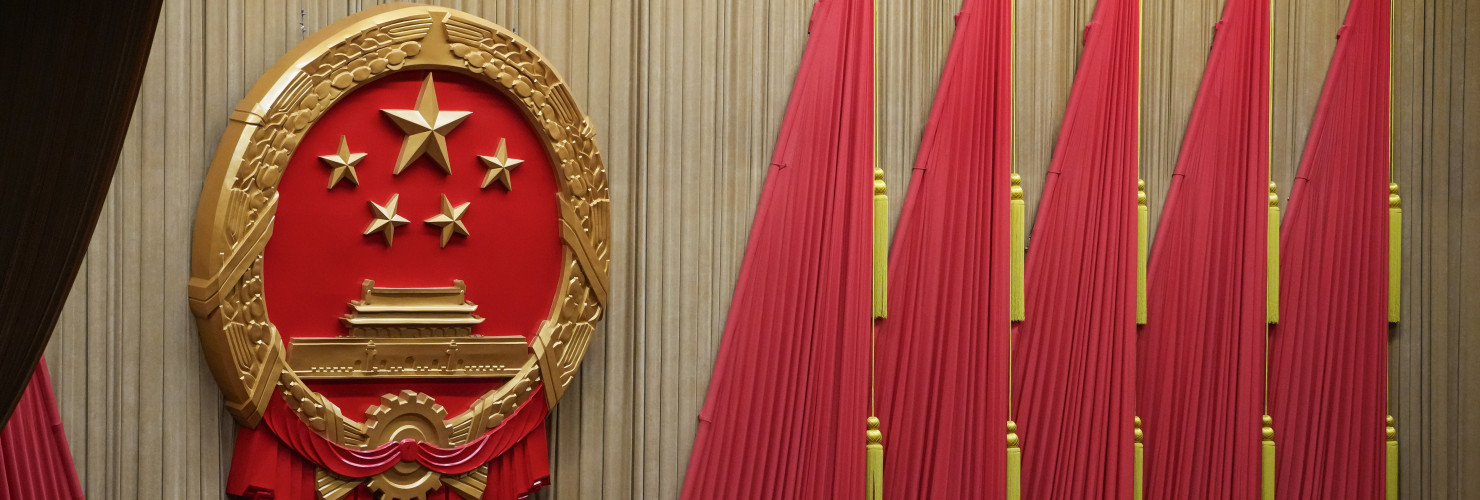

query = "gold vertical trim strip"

[
  {"left": 867, "top": 3, "right": 885, "bottom": 499},
  {"left": 1264, "top": 6, "right": 1278, "bottom": 499},
  {"left": 1134, "top": 0, "right": 1147, "bottom": 326},
  {"left": 1134, "top": 4, "right": 1147, "bottom": 497},
  {"left": 1387, "top": 0, "right": 1400, "bottom": 494},
  {"left": 1007, "top": 2, "right": 1023, "bottom": 496},
  {"left": 1266, "top": 0, "right": 1278, "bottom": 326}
]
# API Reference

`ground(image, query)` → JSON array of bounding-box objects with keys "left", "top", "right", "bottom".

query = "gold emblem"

[
  {"left": 188, "top": 6, "right": 610, "bottom": 499},
  {"left": 382, "top": 73, "right": 471, "bottom": 175}
]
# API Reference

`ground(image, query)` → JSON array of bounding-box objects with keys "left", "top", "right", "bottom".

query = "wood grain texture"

[
  {"left": 1389, "top": 0, "right": 1480, "bottom": 497},
  {"left": 39, "top": 0, "right": 1474, "bottom": 497}
]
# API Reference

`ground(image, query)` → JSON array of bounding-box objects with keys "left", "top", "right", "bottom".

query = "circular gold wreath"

[{"left": 187, "top": 4, "right": 609, "bottom": 458}]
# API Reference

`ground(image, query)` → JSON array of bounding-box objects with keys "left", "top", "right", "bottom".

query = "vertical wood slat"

[{"left": 38, "top": 0, "right": 1476, "bottom": 498}]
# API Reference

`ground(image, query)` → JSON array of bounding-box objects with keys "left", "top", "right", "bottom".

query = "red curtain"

[
  {"left": 0, "top": 359, "right": 83, "bottom": 500},
  {"left": 680, "top": 0, "right": 874, "bottom": 497},
  {"left": 1136, "top": 0, "right": 1269, "bottom": 497},
  {"left": 1010, "top": 0, "right": 1140, "bottom": 496},
  {"left": 873, "top": 0, "right": 1012, "bottom": 498},
  {"left": 1268, "top": 0, "right": 1391, "bottom": 497}
]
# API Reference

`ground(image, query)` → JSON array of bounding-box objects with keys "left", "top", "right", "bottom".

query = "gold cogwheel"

[
  {"left": 364, "top": 390, "right": 452, "bottom": 500},
  {"left": 365, "top": 390, "right": 451, "bottom": 445}
]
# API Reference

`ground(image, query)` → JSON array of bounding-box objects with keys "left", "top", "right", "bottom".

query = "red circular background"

[{"left": 262, "top": 70, "right": 562, "bottom": 417}]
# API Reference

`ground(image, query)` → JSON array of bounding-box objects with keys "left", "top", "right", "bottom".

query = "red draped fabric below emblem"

[
  {"left": 0, "top": 360, "right": 83, "bottom": 500},
  {"left": 1137, "top": 0, "right": 1269, "bottom": 497},
  {"left": 227, "top": 389, "right": 550, "bottom": 499},
  {"left": 873, "top": 0, "right": 1012, "bottom": 497},
  {"left": 680, "top": 0, "right": 874, "bottom": 497},
  {"left": 1010, "top": 0, "right": 1140, "bottom": 496},
  {"left": 1268, "top": 0, "right": 1391, "bottom": 497}
]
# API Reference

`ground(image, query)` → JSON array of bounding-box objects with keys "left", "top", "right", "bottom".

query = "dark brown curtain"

[{"left": 0, "top": 0, "right": 162, "bottom": 424}]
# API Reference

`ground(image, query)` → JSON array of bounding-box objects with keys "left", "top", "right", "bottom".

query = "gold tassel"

[
  {"left": 1136, "top": 180, "right": 1149, "bottom": 325},
  {"left": 1386, "top": 415, "right": 1398, "bottom": 499},
  {"left": 866, "top": 416, "right": 884, "bottom": 500},
  {"left": 1389, "top": 183, "right": 1401, "bottom": 323},
  {"left": 873, "top": 167, "right": 889, "bottom": 319},
  {"left": 1134, "top": 416, "right": 1144, "bottom": 500},
  {"left": 1262, "top": 414, "right": 1276, "bottom": 500},
  {"left": 1268, "top": 182, "right": 1281, "bottom": 324},
  {"left": 1010, "top": 174, "right": 1027, "bottom": 322},
  {"left": 1007, "top": 421, "right": 1021, "bottom": 500}
]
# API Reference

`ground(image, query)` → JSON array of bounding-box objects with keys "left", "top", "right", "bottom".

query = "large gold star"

[
  {"left": 478, "top": 138, "right": 523, "bottom": 191},
  {"left": 318, "top": 135, "right": 366, "bottom": 189},
  {"left": 381, "top": 73, "right": 472, "bottom": 175},
  {"left": 424, "top": 194, "right": 471, "bottom": 248},
  {"left": 363, "top": 194, "right": 410, "bottom": 247}
]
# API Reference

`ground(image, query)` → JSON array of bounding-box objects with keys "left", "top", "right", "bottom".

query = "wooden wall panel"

[
  {"left": 40, "top": 0, "right": 1475, "bottom": 498},
  {"left": 1390, "top": 0, "right": 1480, "bottom": 497}
]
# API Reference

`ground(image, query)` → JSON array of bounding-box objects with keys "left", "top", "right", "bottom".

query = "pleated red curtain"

[
  {"left": 1136, "top": 0, "right": 1270, "bottom": 497},
  {"left": 1268, "top": 0, "right": 1391, "bottom": 497},
  {"left": 873, "top": 0, "right": 1012, "bottom": 498},
  {"left": 680, "top": 0, "right": 874, "bottom": 497},
  {"left": 1009, "top": 0, "right": 1140, "bottom": 496},
  {"left": 0, "top": 360, "right": 83, "bottom": 500}
]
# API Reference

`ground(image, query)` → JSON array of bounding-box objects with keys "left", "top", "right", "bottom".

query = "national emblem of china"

[{"left": 187, "top": 5, "right": 609, "bottom": 499}]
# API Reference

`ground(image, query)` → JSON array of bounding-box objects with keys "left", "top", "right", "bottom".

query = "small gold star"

[
  {"left": 478, "top": 138, "right": 523, "bottom": 191},
  {"left": 424, "top": 194, "right": 471, "bottom": 248},
  {"left": 364, "top": 194, "right": 410, "bottom": 247},
  {"left": 319, "top": 135, "right": 366, "bottom": 189},
  {"left": 382, "top": 73, "right": 472, "bottom": 175}
]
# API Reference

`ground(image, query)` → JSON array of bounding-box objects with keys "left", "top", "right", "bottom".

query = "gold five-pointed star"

[
  {"left": 318, "top": 135, "right": 366, "bottom": 189},
  {"left": 363, "top": 194, "right": 410, "bottom": 247},
  {"left": 478, "top": 138, "right": 523, "bottom": 190},
  {"left": 381, "top": 73, "right": 472, "bottom": 175},
  {"left": 424, "top": 194, "right": 471, "bottom": 247}
]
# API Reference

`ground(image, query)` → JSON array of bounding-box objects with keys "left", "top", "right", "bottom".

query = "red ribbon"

[{"left": 259, "top": 386, "right": 549, "bottom": 478}]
